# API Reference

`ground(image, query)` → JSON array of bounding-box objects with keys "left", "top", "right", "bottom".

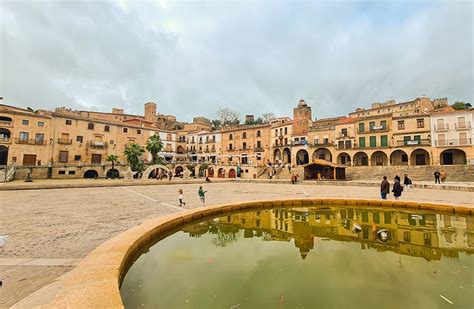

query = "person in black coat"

[
  {"left": 403, "top": 174, "right": 412, "bottom": 191},
  {"left": 380, "top": 176, "right": 390, "bottom": 200},
  {"left": 392, "top": 178, "right": 403, "bottom": 200}
]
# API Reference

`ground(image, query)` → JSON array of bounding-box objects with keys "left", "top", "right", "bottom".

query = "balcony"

[
  {"left": 434, "top": 124, "right": 449, "bottom": 131},
  {"left": 15, "top": 138, "right": 47, "bottom": 145},
  {"left": 435, "top": 138, "right": 472, "bottom": 147},
  {"left": 254, "top": 147, "right": 264, "bottom": 152},
  {"left": 0, "top": 120, "right": 12, "bottom": 127},
  {"left": 357, "top": 126, "right": 389, "bottom": 133},
  {"left": 455, "top": 122, "right": 471, "bottom": 130},
  {"left": 335, "top": 133, "right": 354, "bottom": 139},
  {"left": 57, "top": 138, "right": 72, "bottom": 145},
  {"left": 0, "top": 137, "right": 11, "bottom": 144},
  {"left": 88, "top": 140, "right": 108, "bottom": 149},
  {"left": 396, "top": 139, "right": 431, "bottom": 147},
  {"left": 311, "top": 142, "right": 332, "bottom": 147}
]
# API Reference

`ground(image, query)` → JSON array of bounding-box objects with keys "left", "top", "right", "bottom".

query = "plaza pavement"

[{"left": 0, "top": 181, "right": 473, "bottom": 307}]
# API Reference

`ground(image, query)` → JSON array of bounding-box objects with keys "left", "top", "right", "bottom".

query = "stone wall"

[{"left": 346, "top": 165, "right": 474, "bottom": 182}]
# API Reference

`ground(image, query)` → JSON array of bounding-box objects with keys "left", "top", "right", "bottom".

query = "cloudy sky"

[{"left": 1, "top": 0, "right": 472, "bottom": 122}]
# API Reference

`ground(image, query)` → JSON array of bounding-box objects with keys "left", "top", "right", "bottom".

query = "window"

[
  {"left": 68, "top": 171, "right": 76, "bottom": 175},
  {"left": 137, "top": 129, "right": 141, "bottom": 135},
  {"left": 123, "top": 128, "right": 128, "bottom": 133},
  {"left": 359, "top": 137, "right": 366, "bottom": 148},
  {"left": 59, "top": 151, "right": 68, "bottom": 163},
  {"left": 380, "top": 120, "right": 387, "bottom": 129},
  {"left": 212, "top": 135, "right": 216, "bottom": 142},
  {"left": 369, "top": 121, "right": 375, "bottom": 131},
  {"left": 404, "top": 231, "right": 411, "bottom": 242},
  {"left": 358, "top": 123, "right": 365, "bottom": 133},
  {"left": 424, "top": 233, "right": 432, "bottom": 246},
  {"left": 369, "top": 136, "right": 376, "bottom": 147},
  {"left": 38, "top": 121, "right": 44, "bottom": 127},
  {"left": 91, "top": 154, "right": 102, "bottom": 164},
  {"left": 19, "top": 132, "right": 29, "bottom": 141},
  {"left": 88, "top": 123, "right": 94, "bottom": 130},
  {"left": 58, "top": 170, "right": 66, "bottom": 175},
  {"left": 256, "top": 130, "right": 261, "bottom": 137},
  {"left": 229, "top": 134, "right": 233, "bottom": 140},
  {"left": 167, "top": 134, "right": 172, "bottom": 141},
  {"left": 242, "top": 142, "right": 247, "bottom": 149},
  {"left": 65, "top": 119, "right": 72, "bottom": 125},
  {"left": 381, "top": 135, "right": 388, "bottom": 147},
  {"left": 341, "top": 128, "right": 348, "bottom": 137},
  {"left": 398, "top": 121, "right": 405, "bottom": 130},
  {"left": 323, "top": 137, "right": 329, "bottom": 145},
  {"left": 229, "top": 144, "right": 233, "bottom": 150},
  {"left": 242, "top": 132, "right": 247, "bottom": 139},
  {"left": 22, "top": 119, "right": 29, "bottom": 125},
  {"left": 275, "top": 129, "right": 278, "bottom": 136},
  {"left": 373, "top": 213, "right": 380, "bottom": 224},
  {"left": 284, "top": 127, "right": 288, "bottom": 135},
  {"left": 35, "top": 133, "right": 44, "bottom": 144},
  {"left": 76, "top": 136, "right": 83, "bottom": 143},
  {"left": 74, "top": 155, "right": 81, "bottom": 161},
  {"left": 104, "top": 125, "right": 110, "bottom": 132},
  {"left": 417, "top": 118, "right": 424, "bottom": 128},
  {"left": 257, "top": 141, "right": 261, "bottom": 148}
]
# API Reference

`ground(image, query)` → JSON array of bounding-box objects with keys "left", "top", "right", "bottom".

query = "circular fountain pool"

[{"left": 120, "top": 204, "right": 474, "bottom": 308}]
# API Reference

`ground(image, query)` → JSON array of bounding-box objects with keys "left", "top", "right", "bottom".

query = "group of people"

[
  {"left": 178, "top": 186, "right": 207, "bottom": 207},
  {"left": 380, "top": 174, "right": 412, "bottom": 200},
  {"left": 434, "top": 169, "right": 447, "bottom": 184}
]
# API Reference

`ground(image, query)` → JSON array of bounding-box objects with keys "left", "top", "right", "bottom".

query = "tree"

[
  {"left": 106, "top": 154, "right": 119, "bottom": 179},
  {"left": 211, "top": 119, "right": 222, "bottom": 129},
  {"left": 146, "top": 134, "right": 164, "bottom": 164},
  {"left": 451, "top": 102, "right": 472, "bottom": 110},
  {"left": 124, "top": 143, "right": 145, "bottom": 172},
  {"left": 261, "top": 113, "right": 275, "bottom": 124},
  {"left": 216, "top": 108, "right": 240, "bottom": 126}
]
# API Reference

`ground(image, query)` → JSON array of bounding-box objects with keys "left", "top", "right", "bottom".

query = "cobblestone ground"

[{"left": 0, "top": 182, "right": 473, "bottom": 307}]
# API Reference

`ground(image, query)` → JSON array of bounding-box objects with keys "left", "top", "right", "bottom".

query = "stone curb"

[{"left": 43, "top": 198, "right": 472, "bottom": 308}]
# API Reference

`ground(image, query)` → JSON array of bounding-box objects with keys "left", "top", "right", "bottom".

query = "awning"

[{"left": 304, "top": 159, "right": 343, "bottom": 168}]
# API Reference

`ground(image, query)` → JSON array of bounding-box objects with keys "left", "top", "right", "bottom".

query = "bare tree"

[
  {"left": 216, "top": 108, "right": 240, "bottom": 125},
  {"left": 261, "top": 113, "right": 276, "bottom": 124}
]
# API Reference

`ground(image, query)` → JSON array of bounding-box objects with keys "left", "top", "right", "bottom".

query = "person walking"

[
  {"left": 178, "top": 189, "right": 186, "bottom": 207},
  {"left": 168, "top": 171, "right": 172, "bottom": 181},
  {"left": 394, "top": 175, "right": 401, "bottom": 183},
  {"left": 403, "top": 174, "right": 412, "bottom": 191},
  {"left": 287, "top": 165, "right": 291, "bottom": 173},
  {"left": 434, "top": 170, "right": 441, "bottom": 184},
  {"left": 198, "top": 186, "right": 207, "bottom": 206},
  {"left": 291, "top": 174, "right": 296, "bottom": 184},
  {"left": 440, "top": 169, "right": 447, "bottom": 183},
  {"left": 380, "top": 176, "right": 390, "bottom": 200},
  {"left": 392, "top": 177, "right": 403, "bottom": 200}
]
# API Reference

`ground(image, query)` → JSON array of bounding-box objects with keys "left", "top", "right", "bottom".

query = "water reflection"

[{"left": 183, "top": 206, "right": 474, "bottom": 261}]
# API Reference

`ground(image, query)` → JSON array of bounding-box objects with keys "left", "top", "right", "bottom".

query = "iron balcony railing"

[
  {"left": 335, "top": 144, "right": 354, "bottom": 150},
  {"left": 357, "top": 126, "right": 389, "bottom": 133},
  {"left": 434, "top": 124, "right": 449, "bottom": 131},
  {"left": 335, "top": 133, "right": 354, "bottom": 139},
  {"left": 396, "top": 139, "right": 431, "bottom": 147},
  {"left": 15, "top": 138, "right": 47, "bottom": 145},
  {"left": 57, "top": 138, "right": 72, "bottom": 145},
  {"left": 435, "top": 138, "right": 472, "bottom": 146},
  {"left": 455, "top": 122, "right": 471, "bottom": 130},
  {"left": 88, "top": 140, "right": 108, "bottom": 149},
  {"left": 0, "top": 120, "right": 12, "bottom": 127}
]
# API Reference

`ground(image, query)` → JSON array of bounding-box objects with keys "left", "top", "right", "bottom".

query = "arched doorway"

[
  {"left": 371, "top": 151, "right": 388, "bottom": 166},
  {"left": 218, "top": 168, "right": 225, "bottom": 178},
  {"left": 0, "top": 145, "right": 8, "bottom": 165},
  {"left": 274, "top": 149, "right": 282, "bottom": 163},
  {"left": 440, "top": 149, "right": 466, "bottom": 165},
  {"left": 208, "top": 167, "right": 214, "bottom": 177},
  {"left": 390, "top": 150, "right": 408, "bottom": 166},
  {"left": 336, "top": 152, "right": 351, "bottom": 166},
  {"left": 353, "top": 151, "right": 369, "bottom": 166},
  {"left": 296, "top": 149, "right": 309, "bottom": 165},
  {"left": 410, "top": 149, "right": 430, "bottom": 166},
  {"left": 106, "top": 169, "right": 119, "bottom": 179},
  {"left": 313, "top": 148, "right": 332, "bottom": 162},
  {"left": 84, "top": 170, "right": 99, "bottom": 178},
  {"left": 175, "top": 166, "right": 184, "bottom": 177},
  {"left": 282, "top": 148, "right": 291, "bottom": 164},
  {"left": 142, "top": 164, "right": 171, "bottom": 179},
  {"left": 228, "top": 168, "right": 236, "bottom": 178}
]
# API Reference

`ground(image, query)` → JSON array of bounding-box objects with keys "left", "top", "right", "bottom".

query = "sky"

[{"left": 1, "top": 0, "right": 472, "bottom": 122}]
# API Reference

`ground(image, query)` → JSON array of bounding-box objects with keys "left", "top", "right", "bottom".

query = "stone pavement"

[{"left": 0, "top": 182, "right": 473, "bottom": 307}]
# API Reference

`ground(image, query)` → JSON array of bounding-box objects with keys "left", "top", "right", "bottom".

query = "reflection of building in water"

[
  {"left": 183, "top": 207, "right": 474, "bottom": 260},
  {"left": 437, "top": 215, "right": 474, "bottom": 256}
]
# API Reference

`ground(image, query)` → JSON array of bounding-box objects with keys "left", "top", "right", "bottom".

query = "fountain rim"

[{"left": 47, "top": 198, "right": 471, "bottom": 308}]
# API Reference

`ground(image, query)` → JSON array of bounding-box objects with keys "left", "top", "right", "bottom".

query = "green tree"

[
  {"left": 451, "top": 102, "right": 472, "bottom": 110},
  {"left": 146, "top": 134, "right": 164, "bottom": 164},
  {"left": 124, "top": 143, "right": 145, "bottom": 172},
  {"left": 106, "top": 154, "right": 119, "bottom": 179}
]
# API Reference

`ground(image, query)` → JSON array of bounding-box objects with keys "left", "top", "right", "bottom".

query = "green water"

[{"left": 120, "top": 206, "right": 474, "bottom": 308}]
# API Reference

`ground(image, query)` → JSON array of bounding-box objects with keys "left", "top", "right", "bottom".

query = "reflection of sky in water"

[{"left": 121, "top": 207, "right": 474, "bottom": 308}]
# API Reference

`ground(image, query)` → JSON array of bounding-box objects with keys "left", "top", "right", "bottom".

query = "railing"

[
  {"left": 311, "top": 142, "right": 332, "bottom": 147},
  {"left": 335, "top": 144, "right": 354, "bottom": 150},
  {"left": 357, "top": 126, "right": 389, "bottom": 133},
  {"left": 0, "top": 120, "right": 12, "bottom": 127},
  {"left": 88, "top": 141, "right": 108, "bottom": 149},
  {"left": 335, "top": 134, "right": 354, "bottom": 139},
  {"left": 15, "top": 138, "right": 47, "bottom": 145},
  {"left": 0, "top": 137, "right": 11, "bottom": 144},
  {"left": 396, "top": 139, "right": 431, "bottom": 147},
  {"left": 254, "top": 147, "right": 264, "bottom": 152},
  {"left": 435, "top": 138, "right": 472, "bottom": 146},
  {"left": 57, "top": 138, "right": 72, "bottom": 145},
  {"left": 455, "top": 122, "right": 471, "bottom": 130},
  {"left": 434, "top": 124, "right": 449, "bottom": 131}
]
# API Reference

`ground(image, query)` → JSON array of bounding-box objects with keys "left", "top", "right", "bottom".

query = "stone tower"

[
  {"left": 292, "top": 99, "right": 312, "bottom": 136},
  {"left": 144, "top": 102, "right": 157, "bottom": 123}
]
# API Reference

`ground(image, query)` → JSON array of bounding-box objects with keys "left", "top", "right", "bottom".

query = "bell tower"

[{"left": 292, "top": 99, "right": 312, "bottom": 136}]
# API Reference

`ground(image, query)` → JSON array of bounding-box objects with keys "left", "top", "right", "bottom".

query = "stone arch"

[
  {"left": 228, "top": 168, "right": 236, "bottom": 178},
  {"left": 440, "top": 149, "right": 467, "bottom": 165},
  {"left": 0, "top": 145, "right": 8, "bottom": 165},
  {"left": 274, "top": 149, "right": 282, "bottom": 162},
  {"left": 353, "top": 151, "right": 369, "bottom": 166},
  {"left": 141, "top": 164, "right": 171, "bottom": 179},
  {"left": 0, "top": 116, "right": 12, "bottom": 122},
  {"left": 390, "top": 150, "right": 409, "bottom": 166},
  {"left": 410, "top": 148, "right": 430, "bottom": 166},
  {"left": 175, "top": 165, "right": 184, "bottom": 176},
  {"left": 296, "top": 149, "right": 309, "bottom": 165},
  {"left": 84, "top": 169, "right": 99, "bottom": 178},
  {"left": 371, "top": 151, "right": 388, "bottom": 166},
  {"left": 176, "top": 145, "right": 185, "bottom": 154},
  {"left": 106, "top": 168, "right": 119, "bottom": 179},
  {"left": 336, "top": 152, "right": 351, "bottom": 166},
  {"left": 0, "top": 128, "right": 11, "bottom": 140},
  {"left": 282, "top": 148, "right": 291, "bottom": 164},
  {"left": 217, "top": 167, "right": 225, "bottom": 178},
  {"left": 312, "top": 148, "right": 332, "bottom": 162},
  {"left": 208, "top": 167, "right": 214, "bottom": 177}
]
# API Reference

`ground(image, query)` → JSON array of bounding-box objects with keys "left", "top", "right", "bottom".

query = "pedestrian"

[
  {"left": 434, "top": 170, "right": 441, "bottom": 184},
  {"left": 205, "top": 176, "right": 212, "bottom": 182},
  {"left": 168, "top": 171, "right": 172, "bottom": 181},
  {"left": 392, "top": 177, "right": 403, "bottom": 200},
  {"left": 403, "top": 174, "right": 412, "bottom": 191},
  {"left": 440, "top": 169, "right": 447, "bottom": 183},
  {"left": 287, "top": 165, "right": 291, "bottom": 173},
  {"left": 178, "top": 189, "right": 186, "bottom": 207},
  {"left": 380, "top": 176, "right": 390, "bottom": 200},
  {"left": 291, "top": 174, "right": 296, "bottom": 184},
  {"left": 269, "top": 171, "right": 273, "bottom": 180},
  {"left": 198, "top": 186, "right": 207, "bottom": 206},
  {"left": 394, "top": 175, "right": 401, "bottom": 183}
]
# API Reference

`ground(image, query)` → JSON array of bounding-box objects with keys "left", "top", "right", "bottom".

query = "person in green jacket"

[{"left": 198, "top": 186, "right": 207, "bottom": 206}]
